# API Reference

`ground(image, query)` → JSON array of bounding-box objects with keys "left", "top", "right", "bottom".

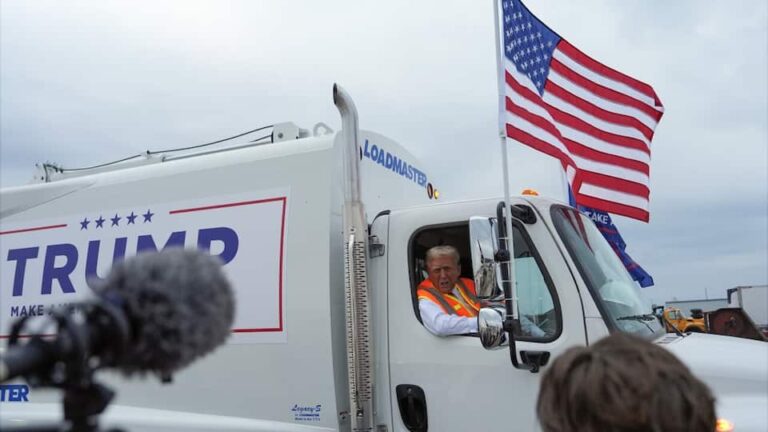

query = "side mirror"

[
  {"left": 477, "top": 306, "right": 507, "bottom": 349},
  {"left": 469, "top": 217, "right": 501, "bottom": 299}
]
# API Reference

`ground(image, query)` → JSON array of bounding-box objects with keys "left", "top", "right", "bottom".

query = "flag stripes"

[
  {"left": 501, "top": 7, "right": 663, "bottom": 221},
  {"left": 500, "top": 0, "right": 664, "bottom": 221}
]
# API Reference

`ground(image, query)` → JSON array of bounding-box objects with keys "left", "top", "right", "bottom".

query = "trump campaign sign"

[{"left": 0, "top": 189, "right": 288, "bottom": 344}]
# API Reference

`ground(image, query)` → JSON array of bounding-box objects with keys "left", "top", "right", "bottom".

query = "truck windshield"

[{"left": 550, "top": 206, "right": 664, "bottom": 339}]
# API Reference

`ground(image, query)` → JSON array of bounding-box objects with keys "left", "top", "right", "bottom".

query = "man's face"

[{"left": 427, "top": 255, "right": 460, "bottom": 294}]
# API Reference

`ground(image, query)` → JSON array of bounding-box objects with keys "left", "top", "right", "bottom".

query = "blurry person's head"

[
  {"left": 425, "top": 245, "right": 461, "bottom": 294},
  {"left": 536, "top": 333, "right": 716, "bottom": 432}
]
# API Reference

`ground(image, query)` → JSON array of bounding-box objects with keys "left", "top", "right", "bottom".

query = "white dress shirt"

[
  {"left": 418, "top": 287, "right": 478, "bottom": 336},
  {"left": 418, "top": 288, "right": 547, "bottom": 338}
]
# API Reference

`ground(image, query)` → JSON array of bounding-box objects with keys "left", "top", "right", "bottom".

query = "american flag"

[{"left": 500, "top": 0, "right": 664, "bottom": 222}]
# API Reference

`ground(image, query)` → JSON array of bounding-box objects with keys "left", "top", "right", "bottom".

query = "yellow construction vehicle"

[{"left": 660, "top": 307, "right": 707, "bottom": 333}]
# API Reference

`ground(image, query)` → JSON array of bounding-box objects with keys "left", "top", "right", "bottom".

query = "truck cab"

[
  {"left": 373, "top": 195, "right": 640, "bottom": 430},
  {"left": 367, "top": 194, "right": 767, "bottom": 431}
]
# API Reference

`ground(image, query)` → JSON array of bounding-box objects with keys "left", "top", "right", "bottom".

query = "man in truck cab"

[
  {"left": 417, "top": 245, "right": 481, "bottom": 336},
  {"left": 417, "top": 245, "right": 547, "bottom": 337}
]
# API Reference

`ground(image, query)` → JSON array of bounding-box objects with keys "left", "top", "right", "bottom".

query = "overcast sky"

[{"left": 1, "top": 1, "right": 766, "bottom": 306}]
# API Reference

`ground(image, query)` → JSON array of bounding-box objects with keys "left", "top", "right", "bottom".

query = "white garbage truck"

[{"left": 1, "top": 85, "right": 766, "bottom": 431}]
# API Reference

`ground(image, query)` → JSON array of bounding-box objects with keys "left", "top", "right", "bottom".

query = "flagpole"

[
  {"left": 561, "top": 165, "right": 574, "bottom": 206},
  {"left": 493, "top": 0, "right": 519, "bottom": 322}
]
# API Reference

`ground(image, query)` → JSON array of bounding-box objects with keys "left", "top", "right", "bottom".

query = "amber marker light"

[
  {"left": 521, "top": 188, "right": 539, "bottom": 196},
  {"left": 715, "top": 418, "right": 735, "bottom": 432}
]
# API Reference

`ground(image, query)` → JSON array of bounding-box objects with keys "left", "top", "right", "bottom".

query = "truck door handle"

[
  {"left": 396, "top": 384, "right": 428, "bottom": 432},
  {"left": 520, "top": 350, "right": 550, "bottom": 373}
]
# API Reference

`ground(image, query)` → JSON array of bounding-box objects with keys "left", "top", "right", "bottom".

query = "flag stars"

[
  {"left": 142, "top": 209, "right": 154, "bottom": 223},
  {"left": 501, "top": 0, "right": 559, "bottom": 94},
  {"left": 77, "top": 209, "right": 151, "bottom": 230}
]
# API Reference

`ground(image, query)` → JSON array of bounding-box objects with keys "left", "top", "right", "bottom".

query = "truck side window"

[
  {"left": 409, "top": 222, "right": 560, "bottom": 341},
  {"left": 511, "top": 224, "right": 560, "bottom": 340},
  {"left": 409, "top": 223, "right": 473, "bottom": 323}
]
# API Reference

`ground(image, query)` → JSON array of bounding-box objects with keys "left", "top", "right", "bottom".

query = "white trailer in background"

[
  {"left": 728, "top": 285, "right": 768, "bottom": 332},
  {"left": 0, "top": 85, "right": 766, "bottom": 431}
]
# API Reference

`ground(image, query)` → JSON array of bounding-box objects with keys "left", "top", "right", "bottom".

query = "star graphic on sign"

[
  {"left": 110, "top": 214, "right": 121, "bottom": 227},
  {"left": 126, "top": 212, "right": 137, "bottom": 224},
  {"left": 142, "top": 209, "right": 154, "bottom": 223},
  {"left": 80, "top": 218, "right": 90, "bottom": 230},
  {"left": 95, "top": 216, "right": 105, "bottom": 228}
]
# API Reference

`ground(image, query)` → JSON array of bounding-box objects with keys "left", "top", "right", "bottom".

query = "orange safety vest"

[{"left": 417, "top": 278, "right": 481, "bottom": 317}]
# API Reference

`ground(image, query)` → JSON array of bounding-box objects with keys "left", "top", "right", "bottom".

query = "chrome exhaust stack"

[{"left": 334, "top": 84, "right": 374, "bottom": 432}]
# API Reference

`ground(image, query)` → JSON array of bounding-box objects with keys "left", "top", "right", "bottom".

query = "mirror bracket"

[{"left": 494, "top": 249, "right": 510, "bottom": 262}]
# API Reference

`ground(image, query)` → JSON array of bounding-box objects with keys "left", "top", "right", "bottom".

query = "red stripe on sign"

[
  {"left": 558, "top": 40, "right": 662, "bottom": 107},
  {"left": 0, "top": 224, "right": 68, "bottom": 236},
  {"left": 232, "top": 328, "right": 282, "bottom": 333},
  {"left": 169, "top": 197, "right": 286, "bottom": 214},
  {"left": 170, "top": 196, "right": 287, "bottom": 333},
  {"left": 576, "top": 193, "right": 650, "bottom": 222},
  {"left": 546, "top": 80, "right": 655, "bottom": 141},
  {"left": 550, "top": 58, "right": 663, "bottom": 123},
  {"left": 278, "top": 196, "right": 286, "bottom": 331}
]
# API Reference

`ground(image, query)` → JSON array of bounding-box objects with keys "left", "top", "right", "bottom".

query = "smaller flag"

[{"left": 581, "top": 204, "right": 654, "bottom": 288}]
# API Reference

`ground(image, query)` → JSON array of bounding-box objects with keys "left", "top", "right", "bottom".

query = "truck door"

[
  {"left": 386, "top": 206, "right": 587, "bottom": 431},
  {"left": 368, "top": 211, "right": 395, "bottom": 430}
]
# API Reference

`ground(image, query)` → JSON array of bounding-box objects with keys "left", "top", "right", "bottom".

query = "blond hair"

[{"left": 426, "top": 245, "right": 460, "bottom": 265}]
